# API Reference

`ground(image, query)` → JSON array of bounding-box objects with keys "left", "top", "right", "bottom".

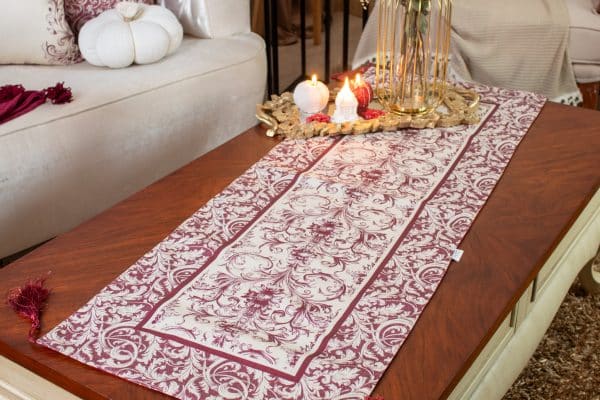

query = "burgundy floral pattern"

[
  {"left": 64, "top": 0, "right": 154, "bottom": 35},
  {"left": 43, "top": 0, "right": 82, "bottom": 64},
  {"left": 138, "top": 107, "right": 497, "bottom": 380},
  {"left": 38, "top": 78, "right": 546, "bottom": 399}
]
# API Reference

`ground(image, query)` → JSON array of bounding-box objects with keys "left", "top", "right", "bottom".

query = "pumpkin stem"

[{"left": 116, "top": 1, "right": 144, "bottom": 22}]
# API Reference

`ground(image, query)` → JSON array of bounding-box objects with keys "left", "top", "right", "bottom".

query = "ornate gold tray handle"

[{"left": 256, "top": 86, "right": 480, "bottom": 139}]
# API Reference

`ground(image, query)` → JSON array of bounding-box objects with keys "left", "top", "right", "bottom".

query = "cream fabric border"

[{"left": 0, "top": 0, "right": 80, "bottom": 65}]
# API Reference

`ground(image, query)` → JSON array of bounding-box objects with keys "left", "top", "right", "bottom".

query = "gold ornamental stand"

[{"left": 256, "top": 85, "right": 480, "bottom": 139}]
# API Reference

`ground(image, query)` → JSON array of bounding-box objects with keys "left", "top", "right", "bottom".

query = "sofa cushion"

[
  {"left": 0, "top": 35, "right": 261, "bottom": 137},
  {"left": 0, "top": 0, "right": 81, "bottom": 65},
  {"left": 78, "top": 3, "right": 184, "bottom": 68},
  {"left": 573, "top": 62, "right": 600, "bottom": 83},
  {"left": 0, "top": 34, "right": 266, "bottom": 258},
  {"left": 567, "top": 0, "right": 600, "bottom": 65}
]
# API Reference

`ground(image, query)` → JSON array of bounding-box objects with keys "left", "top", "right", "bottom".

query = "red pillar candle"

[{"left": 351, "top": 73, "right": 373, "bottom": 113}]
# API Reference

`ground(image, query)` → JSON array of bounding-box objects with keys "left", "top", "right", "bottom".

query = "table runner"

[{"left": 39, "top": 84, "right": 545, "bottom": 399}]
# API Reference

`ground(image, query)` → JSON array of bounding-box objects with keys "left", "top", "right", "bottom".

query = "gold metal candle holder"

[{"left": 375, "top": 0, "right": 452, "bottom": 115}]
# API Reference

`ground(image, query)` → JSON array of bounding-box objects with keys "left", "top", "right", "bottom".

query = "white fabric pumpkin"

[{"left": 79, "top": 2, "right": 183, "bottom": 68}]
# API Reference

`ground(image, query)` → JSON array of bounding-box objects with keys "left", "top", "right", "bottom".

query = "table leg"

[
  {"left": 343, "top": 0, "right": 349, "bottom": 70},
  {"left": 251, "top": 0, "right": 265, "bottom": 37},
  {"left": 577, "top": 81, "right": 599, "bottom": 110},
  {"left": 313, "top": 0, "right": 322, "bottom": 46},
  {"left": 579, "top": 247, "right": 600, "bottom": 295}
]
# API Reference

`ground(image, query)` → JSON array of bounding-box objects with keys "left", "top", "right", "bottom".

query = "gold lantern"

[{"left": 375, "top": 0, "right": 452, "bottom": 115}]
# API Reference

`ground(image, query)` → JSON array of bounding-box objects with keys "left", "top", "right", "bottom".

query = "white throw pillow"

[
  {"left": 159, "top": 0, "right": 250, "bottom": 38},
  {"left": 79, "top": 2, "right": 183, "bottom": 68},
  {"left": 0, "top": 0, "right": 81, "bottom": 65}
]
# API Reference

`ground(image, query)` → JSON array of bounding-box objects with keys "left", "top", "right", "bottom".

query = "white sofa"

[{"left": 0, "top": 18, "right": 266, "bottom": 258}]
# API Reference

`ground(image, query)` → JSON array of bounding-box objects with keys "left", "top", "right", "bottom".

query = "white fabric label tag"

[{"left": 451, "top": 248, "right": 464, "bottom": 262}]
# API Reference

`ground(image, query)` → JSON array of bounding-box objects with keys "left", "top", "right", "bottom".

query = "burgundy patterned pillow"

[{"left": 65, "top": 0, "right": 155, "bottom": 35}]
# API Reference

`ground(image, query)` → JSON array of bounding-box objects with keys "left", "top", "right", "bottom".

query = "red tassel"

[
  {"left": 0, "top": 83, "right": 73, "bottom": 125},
  {"left": 44, "top": 82, "right": 72, "bottom": 104},
  {"left": 7, "top": 276, "right": 51, "bottom": 343}
]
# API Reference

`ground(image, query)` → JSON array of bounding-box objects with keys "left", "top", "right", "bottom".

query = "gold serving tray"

[{"left": 256, "top": 85, "right": 481, "bottom": 139}]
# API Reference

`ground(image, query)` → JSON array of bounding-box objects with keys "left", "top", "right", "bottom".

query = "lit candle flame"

[
  {"left": 355, "top": 73, "right": 362, "bottom": 86},
  {"left": 342, "top": 77, "right": 351, "bottom": 91},
  {"left": 333, "top": 77, "right": 359, "bottom": 123},
  {"left": 311, "top": 74, "right": 318, "bottom": 85},
  {"left": 337, "top": 78, "right": 357, "bottom": 104}
]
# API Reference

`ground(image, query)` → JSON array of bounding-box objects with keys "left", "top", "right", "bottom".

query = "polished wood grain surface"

[{"left": 1, "top": 103, "right": 599, "bottom": 400}]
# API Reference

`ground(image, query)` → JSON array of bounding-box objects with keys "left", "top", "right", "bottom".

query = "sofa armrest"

[{"left": 160, "top": 0, "right": 251, "bottom": 38}]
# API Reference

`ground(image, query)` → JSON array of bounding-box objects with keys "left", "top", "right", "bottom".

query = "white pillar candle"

[
  {"left": 332, "top": 77, "right": 359, "bottom": 123},
  {"left": 293, "top": 75, "right": 330, "bottom": 117}
]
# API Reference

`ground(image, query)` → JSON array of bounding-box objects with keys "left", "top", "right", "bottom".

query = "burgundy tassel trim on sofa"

[{"left": 0, "top": 82, "right": 72, "bottom": 125}]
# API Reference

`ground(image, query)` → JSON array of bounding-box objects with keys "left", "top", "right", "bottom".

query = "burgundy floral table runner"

[{"left": 39, "top": 84, "right": 545, "bottom": 399}]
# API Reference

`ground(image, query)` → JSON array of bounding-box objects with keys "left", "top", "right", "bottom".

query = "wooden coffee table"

[{"left": 0, "top": 102, "right": 599, "bottom": 400}]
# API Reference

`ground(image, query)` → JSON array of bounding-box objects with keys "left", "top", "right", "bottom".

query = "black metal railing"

[{"left": 263, "top": 0, "right": 370, "bottom": 95}]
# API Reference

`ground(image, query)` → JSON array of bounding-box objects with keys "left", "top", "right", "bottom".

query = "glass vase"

[{"left": 375, "top": 0, "right": 452, "bottom": 115}]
